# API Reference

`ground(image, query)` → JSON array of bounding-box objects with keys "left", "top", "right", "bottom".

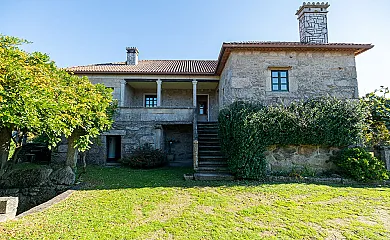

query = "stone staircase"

[{"left": 194, "top": 122, "right": 234, "bottom": 180}]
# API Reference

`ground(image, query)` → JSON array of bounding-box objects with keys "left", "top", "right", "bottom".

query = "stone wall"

[
  {"left": 0, "top": 166, "right": 75, "bottom": 214},
  {"left": 163, "top": 124, "right": 193, "bottom": 167},
  {"left": 265, "top": 145, "right": 339, "bottom": 174},
  {"left": 85, "top": 121, "right": 194, "bottom": 166},
  {"left": 219, "top": 50, "right": 358, "bottom": 109}
]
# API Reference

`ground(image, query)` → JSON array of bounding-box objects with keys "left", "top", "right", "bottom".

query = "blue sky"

[{"left": 1, "top": 0, "right": 389, "bottom": 95}]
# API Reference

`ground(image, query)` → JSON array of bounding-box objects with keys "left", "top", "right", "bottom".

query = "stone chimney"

[
  {"left": 296, "top": 2, "right": 330, "bottom": 43},
  {"left": 126, "top": 47, "right": 139, "bottom": 65}
]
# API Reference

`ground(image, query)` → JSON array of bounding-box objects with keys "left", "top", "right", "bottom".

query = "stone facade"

[
  {"left": 126, "top": 47, "right": 139, "bottom": 65},
  {"left": 219, "top": 50, "right": 358, "bottom": 109},
  {"left": 63, "top": 3, "right": 370, "bottom": 169},
  {"left": 265, "top": 145, "right": 339, "bottom": 174},
  {"left": 298, "top": 13, "right": 328, "bottom": 43},
  {"left": 296, "top": 2, "right": 330, "bottom": 43}
]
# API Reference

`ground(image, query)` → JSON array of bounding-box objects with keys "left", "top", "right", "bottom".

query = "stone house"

[{"left": 64, "top": 3, "right": 373, "bottom": 175}]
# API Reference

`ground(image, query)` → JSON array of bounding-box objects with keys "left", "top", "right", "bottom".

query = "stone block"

[
  {"left": 57, "top": 144, "right": 68, "bottom": 153},
  {"left": 102, "top": 130, "right": 126, "bottom": 136},
  {"left": 0, "top": 197, "right": 18, "bottom": 222},
  {"left": 50, "top": 166, "right": 75, "bottom": 186},
  {"left": 266, "top": 145, "right": 337, "bottom": 174}
]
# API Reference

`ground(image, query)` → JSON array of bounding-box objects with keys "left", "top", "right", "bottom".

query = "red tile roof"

[
  {"left": 67, "top": 42, "right": 373, "bottom": 76},
  {"left": 67, "top": 60, "right": 218, "bottom": 75}
]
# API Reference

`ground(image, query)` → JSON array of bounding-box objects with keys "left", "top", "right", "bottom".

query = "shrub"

[
  {"left": 218, "top": 97, "right": 366, "bottom": 179},
  {"left": 330, "top": 147, "right": 389, "bottom": 181},
  {"left": 120, "top": 144, "right": 167, "bottom": 169},
  {"left": 361, "top": 86, "right": 390, "bottom": 146}
]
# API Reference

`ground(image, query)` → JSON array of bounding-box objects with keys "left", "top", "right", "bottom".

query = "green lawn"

[{"left": 1, "top": 167, "right": 390, "bottom": 239}]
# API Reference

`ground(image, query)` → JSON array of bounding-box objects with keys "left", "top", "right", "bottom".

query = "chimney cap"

[
  {"left": 296, "top": 2, "right": 330, "bottom": 16},
  {"left": 126, "top": 47, "right": 139, "bottom": 54}
]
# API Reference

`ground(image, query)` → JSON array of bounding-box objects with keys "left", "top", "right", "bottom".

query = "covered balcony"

[{"left": 117, "top": 78, "right": 219, "bottom": 123}]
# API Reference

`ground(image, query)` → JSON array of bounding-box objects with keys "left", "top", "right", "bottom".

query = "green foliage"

[
  {"left": 361, "top": 86, "right": 390, "bottom": 146},
  {"left": 218, "top": 98, "right": 366, "bottom": 179},
  {"left": 120, "top": 144, "right": 167, "bottom": 169},
  {"left": 0, "top": 34, "right": 117, "bottom": 169},
  {"left": 330, "top": 147, "right": 389, "bottom": 181}
]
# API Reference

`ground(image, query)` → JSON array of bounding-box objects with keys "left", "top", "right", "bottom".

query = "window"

[
  {"left": 145, "top": 95, "right": 157, "bottom": 107},
  {"left": 271, "top": 70, "right": 289, "bottom": 91}
]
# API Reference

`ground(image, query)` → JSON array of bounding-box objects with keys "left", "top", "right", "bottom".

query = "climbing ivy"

[{"left": 218, "top": 98, "right": 366, "bottom": 179}]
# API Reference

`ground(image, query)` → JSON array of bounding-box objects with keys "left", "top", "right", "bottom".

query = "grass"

[{"left": 1, "top": 166, "right": 390, "bottom": 239}]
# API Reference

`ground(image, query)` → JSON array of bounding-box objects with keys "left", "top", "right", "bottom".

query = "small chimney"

[
  {"left": 296, "top": 2, "right": 330, "bottom": 44},
  {"left": 126, "top": 47, "right": 139, "bottom": 65}
]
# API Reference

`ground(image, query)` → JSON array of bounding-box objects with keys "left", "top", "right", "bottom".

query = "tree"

[
  {"left": 0, "top": 35, "right": 116, "bottom": 171},
  {"left": 361, "top": 86, "right": 390, "bottom": 147}
]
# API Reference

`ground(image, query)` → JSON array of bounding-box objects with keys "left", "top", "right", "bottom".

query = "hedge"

[{"left": 218, "top": 98, "right": 366, "bottom": 179}]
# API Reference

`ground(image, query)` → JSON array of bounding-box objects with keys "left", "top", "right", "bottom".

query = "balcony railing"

[{"left": 117, "top": 107, "right": 195, "bottom": 122}]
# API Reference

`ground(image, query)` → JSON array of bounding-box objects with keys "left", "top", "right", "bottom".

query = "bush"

[
  {"left": 361, "top": 86, "right": 390, "bottom": 146},
  {"left": 330, "top": 147, "right": 389, "bottom": 181},
  {"left": 120, "top": 144, "right": 167, "bottom": 169},
  {"left": 218, "top": 98, "right": 366, "bottom": 179}
]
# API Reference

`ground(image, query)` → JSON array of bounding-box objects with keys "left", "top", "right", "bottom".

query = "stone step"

[
  {"left": 199, "top": 145, "right": 221, "bottom": 150},
  {"left": 196, "top": 166, "right": 230, "bottom": 172},
  {"left": 199, "top": 150, "right": 223, "bottom": 156},
  {"left": 197, "top": 128, "right": 218, "bottom": 131},
  {"left": 199, "top": 141, "right": 221, "bottom": 149},
  {"left": 199, "top": 155, "right": 226, "bottom": 160},
  {"left": 198, "top": 161, "right": 228, "bottom": 166},
  {"left": 198, "top": 137, "right": 219, "bottom": 141},
  {"left": 193, "top": 172, "right": 235, "bottom": 181},
  {"left": 198, "top": 133, "right": 218, "bottom": 136},
  {"left": 198, "top": 121, "right": 218, "bottom": 125},
  {"left": 198, "top": 129, "right": 218, "bottom": 133}
]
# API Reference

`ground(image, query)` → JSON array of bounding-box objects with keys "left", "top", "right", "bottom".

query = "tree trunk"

[
  {"left": 0, "top": 127, "right": 12, "bottom": 170},
  {"left": 66, "top": 130, "right": 82, "bottom": 171}
]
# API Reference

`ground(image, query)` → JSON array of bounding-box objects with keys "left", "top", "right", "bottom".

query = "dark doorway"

[
  {"left": 106, "top": 136, "right": 121, "bottom": 162},
  {"left": 197, "top": 95, "right": 208, "bottom": 122}
]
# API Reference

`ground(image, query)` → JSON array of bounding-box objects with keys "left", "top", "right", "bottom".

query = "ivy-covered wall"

[{"left": 218, "top": 98, "right": 366, "bottom": 179}]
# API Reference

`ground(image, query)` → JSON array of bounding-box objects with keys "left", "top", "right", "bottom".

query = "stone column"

[
  {"left": 192, "top": 80, "right": 197, "bottom": 107},
  {"left": 156, "top": 79, "right": 162, "bottom": 107},
  {"left": 120, "top": 80, "right": 126, "bottom": 107}
]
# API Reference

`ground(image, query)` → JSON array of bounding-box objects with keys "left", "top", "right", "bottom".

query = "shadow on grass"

[{"left": 77, "top": 165, "right": 389, "bottom": 191}]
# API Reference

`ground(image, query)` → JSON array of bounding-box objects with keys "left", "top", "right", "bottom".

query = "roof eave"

[{"left": 67, "top": 70, "right": 217, "bottom": 76}]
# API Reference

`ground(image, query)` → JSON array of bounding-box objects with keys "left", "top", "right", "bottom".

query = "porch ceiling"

[{"left": 127, "top": 81, "right": 218, "bottom": 90}]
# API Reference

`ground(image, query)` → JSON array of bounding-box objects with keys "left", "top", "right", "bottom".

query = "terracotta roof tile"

[
  {"left": 67, "top": 60, "right": 218, "bottom": 75},
  {"left": 67, "top": 42, "right": 373, "bottom": 76}
]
